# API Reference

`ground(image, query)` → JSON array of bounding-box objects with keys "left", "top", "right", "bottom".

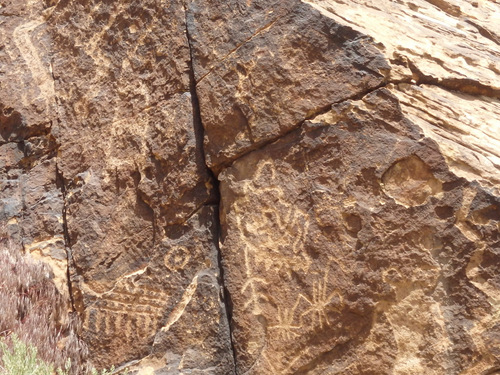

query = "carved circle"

[{"left": 164, "top": 245, "right": 190, "bottom": 270}]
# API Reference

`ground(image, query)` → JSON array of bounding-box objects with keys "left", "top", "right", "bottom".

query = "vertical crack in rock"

[
  {"left": 55, "top": 162, "right": 76, "bottom": 313},
  {"left": 183, "top": 2, "right": 238, "bottom": 371},
  {"left": 49, "top": 46, "right": 77, "bottom": 314}
]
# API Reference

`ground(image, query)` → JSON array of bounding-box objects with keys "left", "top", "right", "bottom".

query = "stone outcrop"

[
  {"left": 1, "top": 0, "right": 499, "bottom": 374},
  {"left": 219, "top": 87, "right": 500, "bottom": 374},
  {"left": 0, "top": 0, "right": 66, "bottom": 294},
  {"left": 2, "top": 0, "right": 233, "bottom": 373}
]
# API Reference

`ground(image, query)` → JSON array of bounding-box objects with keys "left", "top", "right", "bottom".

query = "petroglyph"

[
  {"left": 164, "top": 245, "right": 191, "bottom": 271},
  {"left": 233, "top": 160, "right": 312, "bottom": 315},
  {"left": 240, "top": 249, "right": 268, "bottom": 315},
  {"left": 84, "top": 275, "right": 168, "bottom": 340},
  {"left": 161, "top": 272, "right": 199, "bottom": 332},
  {"left": 299, "top": 270, "right": 343, "bottom": 329},
  {"left": 268, "top": 299, "right": 301, "bottom": 340},
  {"left": 235, "top": 160, "right": 311, "bottom": 269},
  {"left": 12, "top": 19, "right": 55, "bottom": 109}
]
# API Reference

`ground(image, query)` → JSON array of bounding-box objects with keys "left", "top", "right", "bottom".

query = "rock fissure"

[
  {"left": 210, "top": 78, "right": 401, "bottom": 173},
  {"left": 55, "top": 161, "right": 77, "bottom": 313},
  {"left": 2, "top": 0, "right": 499, "bottom": 373},
  {"left": 465, "top": 19, "right": 500, "bottom": 46},
  {"left": 406, "top": 58, "right": 500, "bottom": 98},
  {"left": 183, "top": 2, "right": 238, "bottom": 371}
]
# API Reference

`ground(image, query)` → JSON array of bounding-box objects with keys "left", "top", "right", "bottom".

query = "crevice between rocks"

[
  {"left": 55, "top": 162, "right": 76, "bottom": 313},
  {"left": 465, "top": 19, "right": 500, "bottom": 46},
  {"left": 50, "top": 50, "right": 78, "bottom": 314},
  {"left": 211, "top": 80, "right": 393, "bottom": 174},
  {"left": 183, "top": 3, "right": 238, "bottom": 372},
  {"left": 407, "top": 59, "right": 500, "bottom": 98},
  {"left": 181, "top": 6, "right": 500, "bottom": 371}
]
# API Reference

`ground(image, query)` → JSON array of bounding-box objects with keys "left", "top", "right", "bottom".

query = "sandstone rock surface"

[
  {"left": 1, "top": 0, "right": 499, "bottom": 374},
  {"left": 0, "top": 0, "right": 65, "bottom": 294},
  {"left": 219, "top": 87, "right": 500, "bottom": 374},
  {"left": 2, "top": 0, "right": 234, "bottom": 373},
  {"left": 191, "top": 0, "right": 500, "bottom": 373}
]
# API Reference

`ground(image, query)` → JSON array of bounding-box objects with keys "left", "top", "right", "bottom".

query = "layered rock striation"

[{"left": 1, "top": 0, "right": 499, "bottom": 374}]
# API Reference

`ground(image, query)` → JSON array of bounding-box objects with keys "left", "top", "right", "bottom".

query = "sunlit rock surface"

[{"left": 1, "top": 0, "right": 498, "bottom": 373}]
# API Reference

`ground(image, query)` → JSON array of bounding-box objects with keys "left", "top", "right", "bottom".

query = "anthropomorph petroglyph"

[{"left": 233, "top": 160, "right": 312, "bottom": 315}]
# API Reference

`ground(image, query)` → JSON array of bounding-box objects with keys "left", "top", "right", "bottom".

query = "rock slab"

[{"left": 1, "top": 0, "right": 499, "bottom": 374}]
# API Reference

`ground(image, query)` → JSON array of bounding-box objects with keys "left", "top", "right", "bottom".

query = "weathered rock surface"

[
  {"left": 1, "top": 0, "right": 499, "bottom": 374},
  {"left": 189, "top": 0, "right": 390, "bottom": 170},
  {"left": 219, "top": 87, "right": 500, "bottom": 374},
  {"left": 393, "top": 83, "right": 500, "bottom": 194},
  {"left": 0, "top": 0, "right": 66, "bottom": 294},
  {"left": 2, "top": 0, "right": 234, "bottom": 373},
  {"left": 46, "top": 0, "right": 234, "bottom": 371},
  {"left": 306, "top": 0, "right": 500, "bottom": 94},
  {"left": 191, "top": 0, "right": 500, "bottom": 373}
]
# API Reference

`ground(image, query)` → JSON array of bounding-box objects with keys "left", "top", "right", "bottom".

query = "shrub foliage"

[{"left": 0, "top": 233, "right": 87, "bottom": 374}]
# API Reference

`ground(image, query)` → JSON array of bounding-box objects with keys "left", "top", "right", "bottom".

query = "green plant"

[
  {"left": 0, "top": 334, "right": 53, "bottom": 375},
  {"left": 90, "top": 365, "right": 115, "bottom": 375},
  {"left": 0, "top": 232, "right": 87, "bottom": 374},
  {"left": 56, "top": 359, "right": 72, "bottom": 375},
  {"left": 0, "top": 336, "right": 120, "bottom": 375},
  {"left": 0, "top": 232, "right": 125, "bottom": 375}
]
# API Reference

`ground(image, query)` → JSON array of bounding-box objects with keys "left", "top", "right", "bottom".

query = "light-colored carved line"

[
  {"left": 114, "top": 286, "right": 167, "bottom": 296},
  {"left": 114, "top": 313, "right": 124, "bottom": 335},
  {"left": 124, "top": 311, "right": 133, "bottom": 336},
  {"left": 238, "top": 221, "right": 260, "bottom": 313},
  {"left": 241, "top": 277, "right": 269, "bottom": 292},
  {"left": 84, "top": 266, "right": 150, "bottom": 297},
  {"left": 145, "top": 314, "right": 156, "bottom": 335},
  {"left": 104, "top": 312, "right": 111, "bottom": 334},
  {"left": 161, "top": 273, "right": 199, "bottom": 332},
  {"left": 268, "top": 298, "right": 302, "bottom": 340},
  {"left": 100, "top": 294, "right": 166, "bottom": 308},
  {"left": 235, "top": 159, "right": 313, "bottom": 312},
  {"left": 242, "top": 287, "right": 269, "bottom": 314},
  {"left": 83, "top": 309, "right": 91, "bottom": 331},
  {"left": 103, "top": 289, "right": 166, "bottom": 300},
  {"left": 100, "top": 295, "right": 166, "bottom": 307},
  {"left": 94, "top": 304, "right": 164, "bottom": 315},
  {"left": 12, "top": 19, "right": 55, "bottom": 106},
  {"left": 299, "top": 270, "right": 343, "bottom": 329},
  {"left": 241, "top": 243, "right": 269, "bottom": 314}
]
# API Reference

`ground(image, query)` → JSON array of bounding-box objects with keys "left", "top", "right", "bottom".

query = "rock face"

[
  {"left": 0, "top": 0, "right": 66, "bottom": 294},
  {"left": 219, "top": 88, "right": 500, "bottom": 374},
  {"left": 2, "top": 0, "right": 234, "bottom": 373},
  {"left": 1, "top": 0, "right": 499, "bottom": 374}
]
